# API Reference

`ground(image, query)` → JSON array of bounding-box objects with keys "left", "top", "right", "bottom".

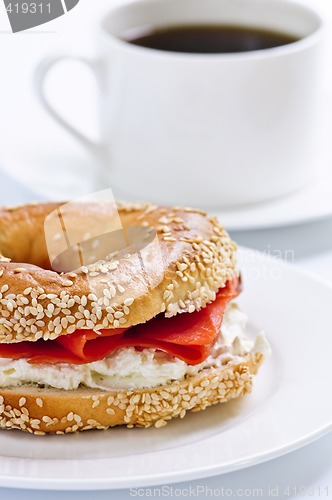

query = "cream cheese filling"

[{"left": 0, "top": 303, "right": 271, "bottom": 390}]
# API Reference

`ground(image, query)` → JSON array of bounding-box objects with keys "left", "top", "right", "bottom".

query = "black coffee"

[{"left": 124, "top": 24, "right": 298, "bottom": 54}]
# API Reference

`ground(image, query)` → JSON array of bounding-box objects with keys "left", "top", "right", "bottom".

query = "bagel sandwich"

[{"left": 0, "top": 202, "right": 270, "bottom": 434}]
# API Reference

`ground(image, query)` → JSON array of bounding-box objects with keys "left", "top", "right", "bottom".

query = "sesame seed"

[
  {"left": 155, "top": 419, "right": 167, "bottom": 428},
  {"left": 55, "top": 325, "right": 62, "bottom": 335},
  {"left": 30, "top": 419, "right": 41, "bottom": 429},
  {"left": 176, "top": 262, "right": 188, "bottom": 272},
  {"left": 163, "top": 290, "right": 172, "bottom": 301},
  {"left": 61, "top": 318, "right": 68, "bottom": 329},
  {"left": 14, "top": 268, "right": 27, "bottom": 273},
  {"left": 42, "top": 416, "right": 52, "bottom": 423}
]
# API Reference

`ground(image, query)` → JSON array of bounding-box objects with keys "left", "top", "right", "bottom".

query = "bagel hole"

[
  {"left": 1, "top": 244, "right": 53, "bottom": 271},
  {"left": 2, "top": 226, "right": 157, "bottom": 274}
]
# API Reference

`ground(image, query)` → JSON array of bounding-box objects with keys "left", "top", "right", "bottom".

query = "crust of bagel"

[
  {"left": 0, "top": 352, "right": 263, "bottom": 434},
  {"left": 0, "top": 202, "right": 238, "bottom": 343}
]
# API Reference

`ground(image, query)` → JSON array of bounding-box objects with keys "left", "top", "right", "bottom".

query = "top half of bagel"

[{"left": 0, "top": 201, "right": 238, "bottom": 343}]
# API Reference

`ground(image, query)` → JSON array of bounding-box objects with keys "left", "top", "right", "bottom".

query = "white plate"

[{"left": 0, "top": 247, "right": 331, "bottom": 490}]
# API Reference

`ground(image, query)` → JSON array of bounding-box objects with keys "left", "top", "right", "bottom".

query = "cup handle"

[{"left": 34, "top": 54, "right": 103, "bottom": 158}]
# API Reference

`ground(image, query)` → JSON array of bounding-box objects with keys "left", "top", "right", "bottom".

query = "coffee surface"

[{"left": 124, "top": 24, "right": 299, "bottom": 54}]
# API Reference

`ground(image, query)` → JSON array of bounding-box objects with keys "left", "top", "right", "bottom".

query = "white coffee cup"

[{"left": 35, "top": 0, "right": 324, "bottom": 208}]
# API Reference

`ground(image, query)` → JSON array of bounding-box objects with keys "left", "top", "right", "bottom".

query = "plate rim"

[{"left": 0, "top": 425, "right": 331, "bottom": 491}]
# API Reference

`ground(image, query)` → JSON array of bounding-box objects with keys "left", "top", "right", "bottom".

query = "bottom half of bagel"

[{"left": 0, "top": 304, "right": 270, "bottom": 434}]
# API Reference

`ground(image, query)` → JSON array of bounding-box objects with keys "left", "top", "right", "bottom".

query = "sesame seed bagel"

[
  {"left": 0, "top": 202, "right": 238, "bottom": 343},
  {"left": 0, "top": 352, "right": 263, "bottom": 434}
]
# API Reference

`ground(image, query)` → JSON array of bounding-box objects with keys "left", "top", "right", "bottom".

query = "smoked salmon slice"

[{"left": 0, "top": 278, "right": 240, "bottom": 366}]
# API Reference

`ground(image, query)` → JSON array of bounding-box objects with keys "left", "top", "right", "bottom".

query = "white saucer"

[
  {"left": 214, "top": 164, "right": 332, "bottom": 231},
  {"left": 0, "top": 247, "right": 331, "bottom": 490}
]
